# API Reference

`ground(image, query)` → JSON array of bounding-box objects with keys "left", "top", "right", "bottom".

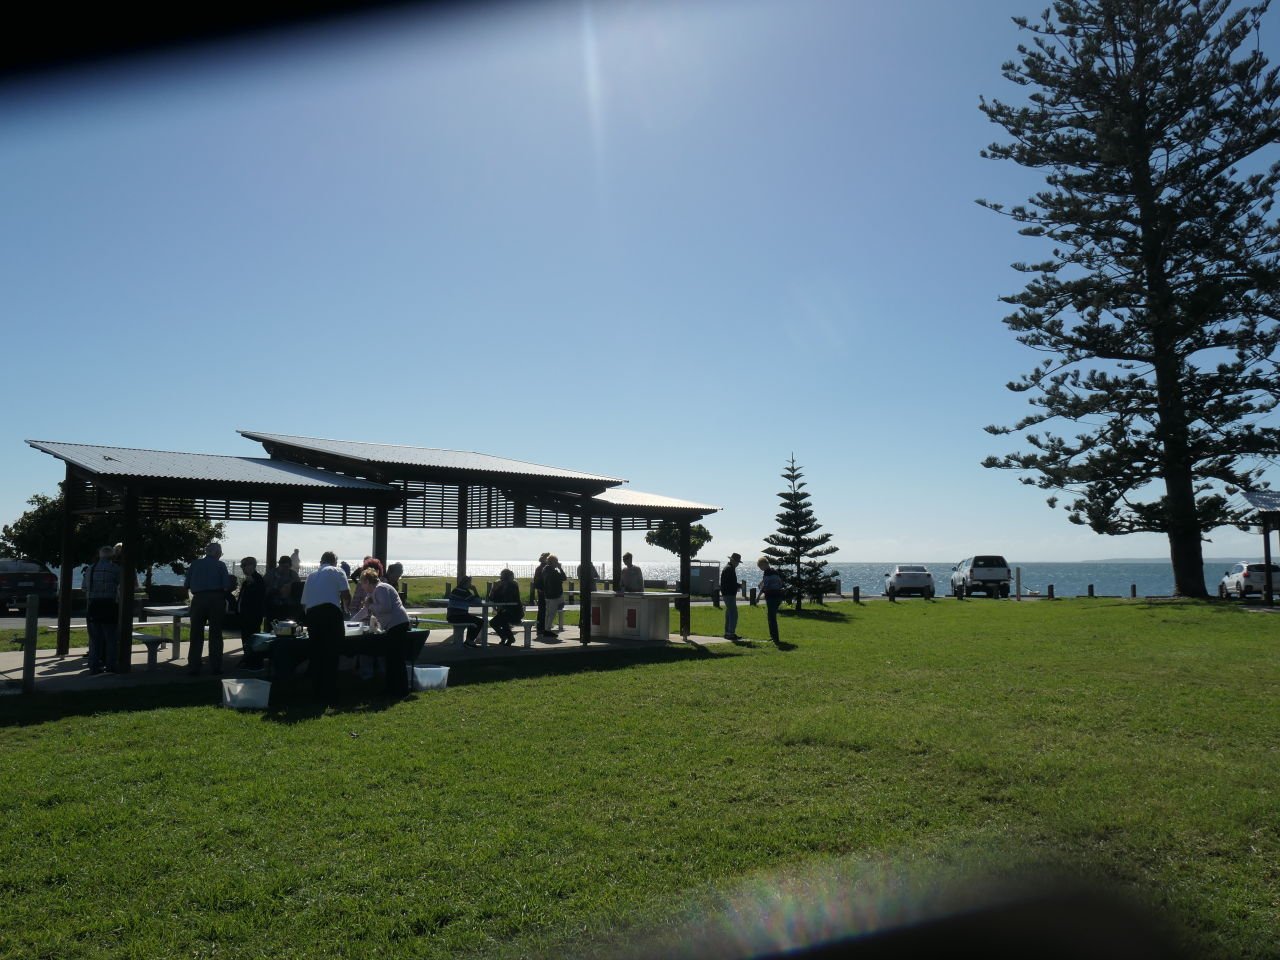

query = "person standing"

[
  {"left": 720, "top": 552, "right": 743, "bottom": 640},
  {"left": 349, "top": 568, "right": 411, "bottom": 697},
  {"left": 620, "top": 552, "right": 644, "bottom": 593},
  {"left": 541, "top": 554, "right": 567, "bottom": 638},
  {"left": 300, "top": 551, "right": 351, "bottom": 700},
  {"left": 757, "top": 557, "right": 786, "bottom": 645},
  {"left": 264, "top": 555, "right": 300, "bottom": 627},
  {"left": 185, "top": 542, "right": 234, "bottom": 675},
  {"left": 237, "top": 557, "right": 267, "bottom": 670},
  {"left": 83, "top": 545, "right": 122, "bottom": 674},
  {"left": 532, "top": 552, "right": 549, "bottom": 632}
]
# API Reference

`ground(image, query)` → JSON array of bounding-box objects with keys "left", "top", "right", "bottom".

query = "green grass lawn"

[{"left": 1, "top": 599, "right": 1277, "bottom": 958}]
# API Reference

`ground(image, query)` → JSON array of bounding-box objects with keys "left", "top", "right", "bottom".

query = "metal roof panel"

[
  {"left": 239, "top": 431, "right": 624, "bottom": 484},
  {"left": 27, "top": 440, "right": 397, "bottom": 491},
  {"left": 593, "top": 487, "right": 719, "bottom": 512}
]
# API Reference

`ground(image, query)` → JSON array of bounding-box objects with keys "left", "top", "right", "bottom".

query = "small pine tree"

[{"left": 762, "top": 455, "right": 838, "bottom": 611}]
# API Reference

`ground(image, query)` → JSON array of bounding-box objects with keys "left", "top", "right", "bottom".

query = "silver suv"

[{"left": 950, "top": 556, "right": 1011, "bottom": 598}]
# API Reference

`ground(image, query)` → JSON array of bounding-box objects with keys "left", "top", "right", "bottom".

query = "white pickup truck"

[{"left": 950, "top": 555, "right": 1011, "bottom": 598}]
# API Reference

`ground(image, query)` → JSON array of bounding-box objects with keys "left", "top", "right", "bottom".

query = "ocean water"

[{"left": 151, "top": 557, "right": 1249, "bottom": 598}]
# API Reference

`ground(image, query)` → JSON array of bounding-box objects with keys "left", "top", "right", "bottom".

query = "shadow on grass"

[
  {"left": 443, "top": 643, "right": 725, "bottom": 690},
  {"left": 780, "top": 608, "right": 852, "bottom": 623},
  {"left": 0, "top": 644, "right": 733, "bottom": 728}
]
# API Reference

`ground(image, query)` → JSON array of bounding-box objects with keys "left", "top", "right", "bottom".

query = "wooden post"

[
  {"left": 1130, "top": 583, "right": 1137, "bottom": 599},
  {"left": 456, "top": 484, "right": 468, "bottom": 580},
  {"left": 114, "top": 489, "right": 138, "bottom": 673},
  {"left": 678, "top": 520, "right": 691, "bottom": 639},
  {"left": 56, "top": 465, "right": 75, "bottom": 657},
  {"left": 852, "top": 585, "right": 860, "bottom": 603},
  {"left": 1264, "top": 519, "right": 1274, "bottom": 607},
  {"left": 1047, "top": 584, "right": 1055, "bottom": 600},
  {"left": 612, "top": 518, "right": 623, "bottom": 591},
  {"left": 1087, "top": 584, "right": 1095, "bottom": 598},
  {"left": 265, "top": 513, "right": 279, "bottom": 572},
  {"left": 579, "top": 514, "right": 592, "bottom": 644},
  {"left": 22, "top": 594, "right": 38, "bottom": 693},
  {"left": 373, "top": 504, "right": 389, "bottom": 564}
]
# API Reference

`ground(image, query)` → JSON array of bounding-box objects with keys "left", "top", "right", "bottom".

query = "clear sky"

[{"left": 3, "top": 0, "right": 1278, "bottom": 566}]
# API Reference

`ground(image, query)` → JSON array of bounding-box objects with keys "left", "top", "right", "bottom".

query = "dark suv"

[
  {"left": 950, "top": 556, "right": 1011, "bottom": 598},
  {"left": 0, "top": 558, "right": 59, "bottom": 613}
]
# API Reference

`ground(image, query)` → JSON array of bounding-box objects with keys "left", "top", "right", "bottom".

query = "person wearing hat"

[{"left": 720, "top": 553, "right": 743, "bottom": 640}]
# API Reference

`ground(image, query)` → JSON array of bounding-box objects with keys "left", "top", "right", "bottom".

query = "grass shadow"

[
  {"left": 781, "top": 608, "right": 852, "bottom": 623},
  {"left": 440, "top": 644, "right": 728, "bottom": 690},
  {"left": 774, "top": 640, "right": 799, "bottom": 652}
]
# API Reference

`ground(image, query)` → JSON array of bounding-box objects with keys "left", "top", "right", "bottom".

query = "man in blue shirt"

[{"left": 185, "top": 542, "right": 233, "bottom": 675}]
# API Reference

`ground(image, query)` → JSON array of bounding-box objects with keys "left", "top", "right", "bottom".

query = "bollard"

[
  {"left": 740, "top": 583, "right": 747, "bottom": 599},
  {"left": 853, "top": 585, "right": 861, "bottom": 603},
  {"left": 749, "top": 587, "right": 758, "bottom": 606},
  {"left": 23, "top": 593, "right": 38, "bottom": 694},
  {"left": 1015, "top": 567, "right": 1022, "bottom": 601},
  {"left": 1130, "top": 583, "right": 1137, "bottom": 599},
  {"left": 1047, "top": 584, "right": 1055, "bottom": 600},
  {"left": 444, "top": 581, "right": 451, "bottom": 596},
  {"left": 712, "top": 591, "right": 720, "bottom": 608},
  {"left": 1087, "top": 584, "right": 1095, "bottom": 598}
]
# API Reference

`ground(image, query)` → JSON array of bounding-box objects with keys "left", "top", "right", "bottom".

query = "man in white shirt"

[{"left": 301, "top": 551, "right": 352, "bottom": 700}]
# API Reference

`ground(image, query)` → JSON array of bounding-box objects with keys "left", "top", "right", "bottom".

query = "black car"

[{"left": 0, "top": 558, "right": 59, "bottom": 613}]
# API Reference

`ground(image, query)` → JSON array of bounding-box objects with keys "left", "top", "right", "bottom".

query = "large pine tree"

[
  {"left": 762, "top": 455, "right": 838, "bottom": 611},
  {"left": 979, "top": 0, "right": 1280, "bottom": 597}
]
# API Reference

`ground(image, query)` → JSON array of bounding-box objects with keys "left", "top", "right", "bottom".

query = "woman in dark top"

[
  {"left": 488, "top": 568, "right": 524, "bottom": 646},
  {"left": 237, "top": 557, "right": 268, "bottom": 669},
  {"left": 446, "top": 575, "right": 484, "bottom": 646}
]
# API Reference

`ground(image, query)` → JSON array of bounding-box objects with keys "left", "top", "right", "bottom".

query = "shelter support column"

[
  {"left": 678, "top": 519, "right": 691, "bottom": 639},
  {"left": 114, "top": 489, "right": 138, "bottom": 673},
  {"left": 1265, "top": 518, "right": 1274, "bottom": 607},
  {"left": 56, "top": 464, "right": 75, "bottom": 656},
  {"left": 580, "top": 514, "right": 592, "bottom": 644},
  {"left": 373, "top": 505, "right": 389, "bottom": 564},
  {"left": 265, "top": 515, "right": 279, "bottom": 573},
  {"left": 456, "top": 485, "right": 468, "bottom": 579},
  {"left": 612, "top": 518, "right": 623, "bottom": 591}
]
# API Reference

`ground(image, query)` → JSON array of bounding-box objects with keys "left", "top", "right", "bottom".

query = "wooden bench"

[{"left": 416, "top": 618, "right": 471, "bottom": 646}]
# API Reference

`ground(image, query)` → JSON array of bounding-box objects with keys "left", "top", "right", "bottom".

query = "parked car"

[
  {"left": 0, "top": 558, "right": 59, "bottom": 613},
  {"left": 884, "top": 565, "right": 935, "bottom": 598},
  {"left": 950, "top": 555, "right": 1011, "bottom": 598},
  {"left": 1218, "top": 561, "right": 1280, "bottom": 600}
]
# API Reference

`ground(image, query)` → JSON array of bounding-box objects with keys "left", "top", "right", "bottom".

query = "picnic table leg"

[
  {"left": 171, "top": 616, "right": 182, "bottom": 660},
  {"left": 480, "top": 601, "right": 490, "bottom": 647}
]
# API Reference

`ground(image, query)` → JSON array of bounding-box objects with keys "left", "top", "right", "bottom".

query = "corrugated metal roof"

[
  {"left": 593, "top": 487, "right": 719, "bottom": 512},
  {"left": 28, "top": 440, "right": 397, "bottom": 491},
  {"left": 239, "top": 431, "right": 624, "bottom": 484},
  {"left": 1243, "top": 490, "right": 1280, "bottom": 513}
]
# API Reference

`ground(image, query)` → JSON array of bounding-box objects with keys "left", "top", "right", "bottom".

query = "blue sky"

[{"left": 2, "top": 0, "right": 1278, "bottom": 566}]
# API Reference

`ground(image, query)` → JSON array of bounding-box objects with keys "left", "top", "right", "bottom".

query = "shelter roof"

[
  {"left": 27, "top": 440, "right": 396, "bottom": 492},
  {"left": 239, "top": 431, "right": 623, "bottom": 487},
  {"left": 1242, "top": 490, "right": 1280, "bottom": 514},
  {"left": 592, "top": 487, "right": 719, "bottom": 514}
]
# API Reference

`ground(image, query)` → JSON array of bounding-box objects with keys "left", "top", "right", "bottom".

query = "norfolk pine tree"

[
  {"left": 979, "top": 0, "right": 1280, "bottom": 597},
  {"left": 762, "top": 455, "right": 838, "bottom": 611}
]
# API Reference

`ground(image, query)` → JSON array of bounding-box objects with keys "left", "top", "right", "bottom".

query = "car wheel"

[
  {"left": 1237, "top": 585, "right": 1248, "bottom": 601},
  {"left": 999, "top": 583, "right": 1010, "bottom": 599},
  {"left": 925, "top": 586, "right": 934, "bottom": 599},
  {"left": 887, "top": 585, "right": 897, "bottom": 601},
  {"left": 1218, "top": 584, "right": 1228, "bottom": 599}
]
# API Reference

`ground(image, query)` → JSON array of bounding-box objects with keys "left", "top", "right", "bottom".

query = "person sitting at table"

[
  {"left": 349, "top": 568, "right": 411, "bottom": 697},
  {"left": 488, "top": 568, "right": 524, "bottom": 647},
  {"left": 237, "top": 556, "right": 268, "bottom": 670},
  {"left": 446, "top": 575, "right": 484, "bottom": 647}
]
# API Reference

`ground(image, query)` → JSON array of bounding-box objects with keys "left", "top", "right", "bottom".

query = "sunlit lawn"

[{"left": 1, "top": 599, "right": 1277, "bottom": 958}]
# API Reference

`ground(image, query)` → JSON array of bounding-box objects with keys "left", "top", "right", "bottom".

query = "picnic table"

[{"left": 141, "top": 605, "right": 189, "bottom": 660}]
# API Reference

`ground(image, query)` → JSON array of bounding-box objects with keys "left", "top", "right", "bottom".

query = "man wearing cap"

[
  {"left": 720, "top": 553, "right": 743, "bottom": 640},
  {"left": 185, "top": 542, "right": 234, "bottom": 675}
]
